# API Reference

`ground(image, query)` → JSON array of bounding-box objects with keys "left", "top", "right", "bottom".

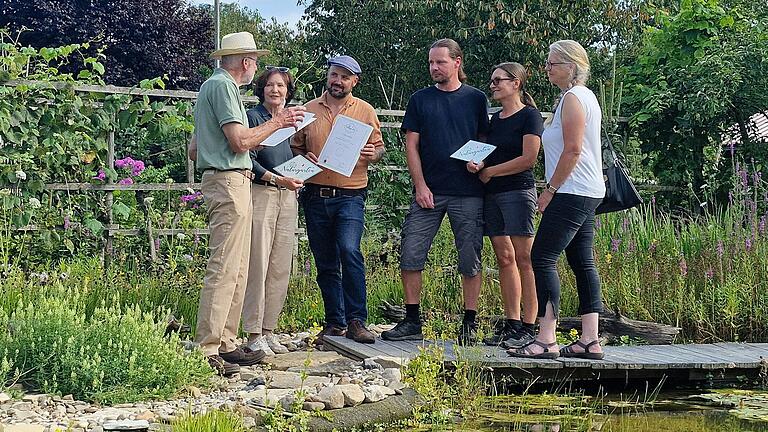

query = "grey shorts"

[
  {"left": 399, "top": 195, "right": 484, "bottom": 277},
  {"left": 484, "top": 188, "right": 537, "bottom": 237}
]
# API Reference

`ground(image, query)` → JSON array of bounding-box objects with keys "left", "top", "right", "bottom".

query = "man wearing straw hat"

[{"left": 190, "top": 31, "right": 305, "bottom": 376}]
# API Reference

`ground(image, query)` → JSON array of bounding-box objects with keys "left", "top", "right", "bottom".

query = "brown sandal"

[
  {"left": 507, "top": 339, "right": 560, "bottom": 359},
  {"left": 559, "top": 340, "right": 605, "bottom": 360}
]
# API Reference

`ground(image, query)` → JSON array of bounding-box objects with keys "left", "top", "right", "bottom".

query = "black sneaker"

[
  {"left": 501, "top": 328, "right": 535, "bottom": 349},
  {"left": 457, "top": 320, "right": 478, "bottom": 346},
  {"left": 483, "top": 321, "right": 520, "bottom": 346},
  {"left": 207, "top": 355, "right": 240, "bottom": 377},
  {"left": 381, "top": 319, "right": 423, "bottom": 341},
  {"left": 220, "top": 346, "right": 266, "bottom": 366}
]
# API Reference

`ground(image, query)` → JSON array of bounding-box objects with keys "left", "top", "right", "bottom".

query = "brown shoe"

[
  {"left": 314, "top": 325, "right": 347, "bottom": 345},
  {"left": 220, "top": 346, "right": 265, "bottom": 366},
  {"left": 207, "top": 355, "right": 240, "bottom": 377},
  {"left": 346, "top": 319, "right": 375, "bottom": 344}
]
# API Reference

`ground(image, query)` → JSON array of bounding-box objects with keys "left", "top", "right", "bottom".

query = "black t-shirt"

[
  {"left": 401, "top": 84, "right": 489, "bottom": 197},
  {"left": 484, "top": 106, "right": 544, "bottom": 193}
]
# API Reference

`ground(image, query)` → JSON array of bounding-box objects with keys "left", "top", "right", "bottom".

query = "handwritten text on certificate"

[
  {"left": 273, "top": 155, "right": 322, "bottom": 181},
  {"left": 317, "top": 115, "right": 374, "bottom": 177},
  {"left": 449, "top": 140, "right": 497, "bottom": 162}
]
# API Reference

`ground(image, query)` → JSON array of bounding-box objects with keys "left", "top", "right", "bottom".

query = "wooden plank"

[
  {"left": 322, "top": 336, "right": 388, "bottom": 360},
  {"left": 604, "top": 345, "right": 673, "bottom": 369},
  {"left": 678, "top": 343, "right": 762, "bottom": 368},
  {"left": 642, "top": 344, "right": 731, "bottom": 369},
  {"left": 673, "top": 344, "right": 742, "bottom": 368}
]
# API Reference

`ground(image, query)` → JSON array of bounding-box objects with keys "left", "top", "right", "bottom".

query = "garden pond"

[{"left": 402, "top": 390, "right": 768, "bottom": 431}]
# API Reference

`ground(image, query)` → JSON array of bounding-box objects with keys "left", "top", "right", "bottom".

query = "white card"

[
  {"left": 273, "top": 155, "right": 322, "bottom": 181},
  {"left": 316, "top": 115, "right": 373, "bottom": 177},
  {"left": 260, "top": 112, "right": 317, "bottom": 147},
  {"left": 449, "top": 140, "right": 497, "bottom": 162}
]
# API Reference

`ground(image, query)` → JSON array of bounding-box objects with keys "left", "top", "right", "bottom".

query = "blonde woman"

[
  {"left": 466, "top": 62, "right": 542, "bottom": 346},
  {"left": 508, "top": 40, "right": 606, "bottom": 360}
]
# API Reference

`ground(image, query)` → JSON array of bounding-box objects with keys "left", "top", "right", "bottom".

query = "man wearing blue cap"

[{"left": 293, "top": 55, "right": 385, "bottom": 345}]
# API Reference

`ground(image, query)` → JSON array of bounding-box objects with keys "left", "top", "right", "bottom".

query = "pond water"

[{"left": 402, "top": 390, "right": 768, "bottom": 431}]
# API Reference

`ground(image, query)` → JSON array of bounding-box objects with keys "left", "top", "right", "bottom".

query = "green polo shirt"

[{"left": 193, "top": 68, "right": 251, "bottom": 170}]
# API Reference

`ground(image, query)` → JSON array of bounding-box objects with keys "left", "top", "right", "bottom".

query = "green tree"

[
  {"left": 300, "top": 0, "right": 672, "bottom": 109},
  {"left": 623, "top": 0, "right": 768, "bottom": 205}
]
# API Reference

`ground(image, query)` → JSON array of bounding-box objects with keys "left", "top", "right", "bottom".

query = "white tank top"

[{"left": 541, "top": 86, "right": 605, "bottom": 199}]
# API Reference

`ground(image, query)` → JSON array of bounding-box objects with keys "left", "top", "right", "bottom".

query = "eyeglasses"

[
  {"left": 489, "top": 77, "right": 517, "bottom": 87},
  {"left": 266, "top": 65, "right": 289, "bottom": 72},
  {"left": 545, "top": 60, "right": 570, "bottom": 69},
  {"left": 244, "top": 57, "right": 260, "bottom": 67}
]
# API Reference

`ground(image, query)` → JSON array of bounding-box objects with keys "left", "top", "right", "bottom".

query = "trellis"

[{"left": 5, "top": 80, "right": 672, "bottom": 256}]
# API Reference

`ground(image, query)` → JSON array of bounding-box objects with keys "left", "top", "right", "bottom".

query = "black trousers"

[{"left": 532, "top": 193, "right": 604, "bottom": 318}]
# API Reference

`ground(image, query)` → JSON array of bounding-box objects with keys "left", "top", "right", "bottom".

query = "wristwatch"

[
  {"left": 268, "top": 174, "right": 279, "bottom": 186},
  {"left": 545, "top": 183, "right": 558, "bottom": 194}
]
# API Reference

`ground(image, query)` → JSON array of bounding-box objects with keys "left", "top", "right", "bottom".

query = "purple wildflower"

[
  {"left": 594, "top": 217, "right": 601, "bottom": 230},
  {"left": 93, "top": 169, "right": 106, "bottom": 182},
  {"left": 628, "top": 241, "right": 636, "bottom": 253},
  {"left": 729, "top": 142, "right": 735, "bottom": 156},
  {"left": 63, "top": 216, "right": 71, "bottom": 230},
  {"left": 740, "top": 169, "right": 749, "bottom": 188},
  {"left": 760, "top": 215, "right": 766, "bottom": 235},
  {"left": 705, "top": 268, "right": 714, "bottom": 280},
  {"left": 180, "top": 191, "right": 203, "bottom": 204},
  {"left": 118, "top": 177, "right": 134, "bottom": 185},
  {"left": 679, "top": 257, "right": 688, "bottom": 277},
  {"left": 746, "top": 237, "right": 753, "bottom": 251},
  {"left": 131, "top": 160, "right": 145, "bottom": 177},
  {"left": 115, "top": 157, "right": 134, "bottom": 169},
  {"left": 651, "top": 195, "right": 656, "bottom": 206},
  {"left": 649, "top": 241, "right": 657, "bottom": 253},
  {"left": 622, "top": 218, "right": 629, "bottom": 232},
  {"left": 154, "top": 238, "right": 161, "bottom": 250},
  {"left": 611, "top": 238, "right": 621, "bottom": 252},
  {"left": 717, "top": 240, "right": 724, "bottom": 258},
  {"left": 304, "top": 258, "right": 312, "bottom": 274},
  {"left": 194, "top": 234, "right": 200, "bottom": 245}
]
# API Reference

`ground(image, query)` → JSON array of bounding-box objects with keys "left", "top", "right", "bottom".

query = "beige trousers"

[
  {"left": 195, "top": 170, "right": 252, "bottom": 356},
  {"left": 242, "top": 183, "right": 298, "bottom": 334}
]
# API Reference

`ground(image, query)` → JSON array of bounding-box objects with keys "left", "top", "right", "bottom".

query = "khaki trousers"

[
  {"left": 195, "top": 170, "right": 252, "bottom": 356},
  {"left": 242, "top": 183, "right": 298, "bottom": 334}
]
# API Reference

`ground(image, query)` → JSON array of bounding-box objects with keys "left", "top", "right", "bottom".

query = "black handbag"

[{"left": 594, "top": 130, "right": 642, "bottom": 215}]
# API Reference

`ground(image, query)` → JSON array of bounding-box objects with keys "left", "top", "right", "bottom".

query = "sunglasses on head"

[{"left": 266, "top": 65, "right": 289, "bottom": 72}]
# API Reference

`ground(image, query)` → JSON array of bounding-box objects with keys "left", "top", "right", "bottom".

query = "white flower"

[
  {"left": 143, "top": 197, "right": 155, "bottom": 205},
  {"left": 28, "top": 197, "right": 41, "bottom": 208},
  {"left": 15, "top": 170, "right": 26, "bottom": 181},
  {"left": 186, "top": 187, "right": 195, "bottom": 194},
  {"left": 176, "top": 233, "right": 187, "bottom": 240}
]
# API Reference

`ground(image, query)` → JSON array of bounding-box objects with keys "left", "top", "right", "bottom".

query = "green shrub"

[{"left": 0, "top": 285, "right": 211, "bottom": 404}]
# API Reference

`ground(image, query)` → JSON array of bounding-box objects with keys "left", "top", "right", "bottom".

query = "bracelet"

[{"left": 545, "top": 182, "right": 558, "bottom": 194}]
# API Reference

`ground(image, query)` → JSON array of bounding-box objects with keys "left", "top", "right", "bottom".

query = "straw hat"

[{"left": 210, "top": 32, "right": 270, "bottom": 59}]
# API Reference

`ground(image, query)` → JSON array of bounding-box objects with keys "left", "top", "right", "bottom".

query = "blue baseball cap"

[{"left": 327, "top": 55, "right": 362, "bottom": 75}]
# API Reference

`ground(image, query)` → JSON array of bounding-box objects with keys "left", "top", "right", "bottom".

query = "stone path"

[{"left": 0, "top": 330, "right": 408, "bottom": 432}]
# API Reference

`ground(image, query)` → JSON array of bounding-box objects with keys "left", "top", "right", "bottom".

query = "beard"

[
  {"left": 327, "top": 83, "right": 350, "bottom": 99},
  {"left": 431, "top": 72, "right": 447, "bottom": 84}
]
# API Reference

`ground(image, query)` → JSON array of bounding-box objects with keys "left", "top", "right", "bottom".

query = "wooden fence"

[{"left": 4, "top": 80, "right": 672, "bottom": 252}]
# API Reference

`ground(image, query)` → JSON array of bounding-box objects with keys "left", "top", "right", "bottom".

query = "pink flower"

[
  {"left": 115, "top": 157, "right": 134, "bottom": 169},
  {"left": 131, "top": 160, "right": 145, "bottom": 176},
  {"left": 93, "top": 169, "right": 106, "bottom": 182},
  {"left": 63, "top": 216, "right": 71, "bottom": 230},
  {"left": 118, "top": 177, "right": 134, "bottom": 185}
]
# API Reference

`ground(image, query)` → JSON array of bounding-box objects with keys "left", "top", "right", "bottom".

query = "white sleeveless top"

[{"left": 541, "top": 85, "right": 605, "bottom": 199}]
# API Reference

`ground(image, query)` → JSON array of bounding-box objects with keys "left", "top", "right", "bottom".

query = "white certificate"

[
  {"left": 449, "top": 140, "right": 497, "bottom": 162},
  {"left": 273, "top": 155, "right": 322, "bottom": 182},
  {"left": 260, "top": 112, "right": 317, "bottom": 147},
  {"left": 316, "top": 115, "right": 373, "bottom": 177}
]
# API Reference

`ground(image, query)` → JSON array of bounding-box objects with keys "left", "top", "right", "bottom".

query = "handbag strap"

[{"left": 602, "top": 122, "right": 620, "bottom": 164}]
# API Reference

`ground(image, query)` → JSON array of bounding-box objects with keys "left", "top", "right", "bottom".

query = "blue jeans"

[
  {"left": 531, "top": 193, "right": 603, "bottom": 318},
  {"left": 301, "top": 193, "right": 367, "bottom": 328}
]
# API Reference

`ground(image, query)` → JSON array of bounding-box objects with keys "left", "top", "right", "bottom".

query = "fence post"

[{"left": 105, "top": 114, "right": 115, "bottom": 263}]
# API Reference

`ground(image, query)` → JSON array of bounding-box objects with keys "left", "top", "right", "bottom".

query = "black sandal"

[
  {"left": 507, "top": 339, "right": 560, "bottom": 359},
  {"left": 559, "top": 340, "right": 605, "bottom": 360}
]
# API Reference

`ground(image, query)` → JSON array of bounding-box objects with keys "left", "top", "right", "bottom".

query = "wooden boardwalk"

[{"left": 324, "top": 336, "right": 768, "bottom": 386}]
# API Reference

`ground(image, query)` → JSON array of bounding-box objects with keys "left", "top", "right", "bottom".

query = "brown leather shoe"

[
  {"left": 220, "top": 346, "right": 266, "bottom": 366},
  {"left": 314, "top": 325, "right": 347, "bottom": 345},
  {"left": 346, "top": 319, "right": 375, "bottom": 344}
]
